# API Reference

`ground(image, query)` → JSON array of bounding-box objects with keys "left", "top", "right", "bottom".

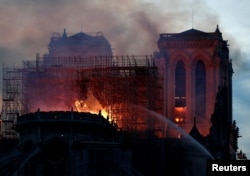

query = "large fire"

[
  {"left": 74, "top": 92, "right": 109, "bottom": 119},
  {"left": 74, "top": 100, "right": 108, "bottom": 118}
]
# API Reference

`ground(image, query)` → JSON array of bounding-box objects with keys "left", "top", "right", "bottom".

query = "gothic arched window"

[
  {"left": 195, "top": 60, "right": 206, "bottom": 118},
  {"left": 175, "top": 61, "right": 186, "bottom": 107}
]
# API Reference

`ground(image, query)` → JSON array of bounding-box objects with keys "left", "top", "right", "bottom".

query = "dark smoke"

[
  {"left": 223, "top": 34, "right": 249, "bottom": 74},
  {"left": 0, "top": 0, "right": 220, "bottom": 63},
  {"left": 0, "top": 0, "right": 240, "bottom": 109}
]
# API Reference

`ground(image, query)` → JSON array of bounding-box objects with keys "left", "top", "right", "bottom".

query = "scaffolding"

[
  {"left": 1, "top": 67, "right": 23, "bottom": 138},
  {"left": 82, "top": 55, "right": 164, "bottom": 133},
  {"left": 1, "top": 55, "right": 164, "bottom": 138}
]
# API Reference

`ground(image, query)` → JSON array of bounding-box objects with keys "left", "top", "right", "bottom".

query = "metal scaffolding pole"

[{"left": 1, "top": 55, "right": 164, "bottom": 139}]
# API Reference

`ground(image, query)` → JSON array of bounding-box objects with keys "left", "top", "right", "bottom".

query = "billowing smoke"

[
  {"left": 0, "top": 0, "right": 221, "bottom": 63},
  {"left": 223, "top": 35, "right": 249, "bottom": 74},
  {"left": 0, "top": 0, "right": 243, "bottom": 110}
]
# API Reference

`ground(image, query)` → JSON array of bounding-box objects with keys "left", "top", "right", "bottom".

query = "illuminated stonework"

[{"left": 155, "top": 26, "right": 233, "bottom": 136}]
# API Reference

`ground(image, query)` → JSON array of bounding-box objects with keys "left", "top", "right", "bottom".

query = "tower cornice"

[{"left": 159, "top": 40, "right": 218, "bottom": 48}]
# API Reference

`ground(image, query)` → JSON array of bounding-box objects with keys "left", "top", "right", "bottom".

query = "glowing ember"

[
  {"left": 174, "top": 117, "right": 184, "bottom": 123},
  {"left": 174, "top": 107, "right": 186, "bottom": 123}
]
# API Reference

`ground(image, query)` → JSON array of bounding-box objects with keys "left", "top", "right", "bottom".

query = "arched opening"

[
  {"left": 174, "top": 61, "right": 186, "bottom": 123},
  {"left": 195, "top": 60, "right": 206, "bottom": 118}
]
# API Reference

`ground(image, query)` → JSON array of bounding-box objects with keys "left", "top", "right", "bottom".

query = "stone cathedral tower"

[{"left": 155, "top": 26, "right": 233, "bottom": 137}]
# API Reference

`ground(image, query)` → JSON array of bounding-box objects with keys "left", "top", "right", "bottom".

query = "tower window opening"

[
  {"left": 174, "top": 61, "right": 186, "bottom": 123},
  {"left": 175, "top": 61, "right": 186, "bottom": 107},
  {"left": 195, "top": 60, "right": 206, "bottom": 118}
]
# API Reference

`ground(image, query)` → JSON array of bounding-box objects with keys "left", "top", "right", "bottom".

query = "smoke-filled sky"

[{"left": 0, "top": 0, "right": 250, "bottom": 157}]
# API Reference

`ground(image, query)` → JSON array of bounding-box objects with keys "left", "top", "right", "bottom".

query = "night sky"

[{"left": 0, "top": 0, "right": 249, "bottom": 157}]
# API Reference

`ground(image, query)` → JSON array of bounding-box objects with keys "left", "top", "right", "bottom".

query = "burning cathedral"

[{"left": 0, "top": 26, "right": 241, "bottom": 176}]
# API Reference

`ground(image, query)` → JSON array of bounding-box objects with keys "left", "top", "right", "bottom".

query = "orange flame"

[
  {"left": 74, "top": 99, "right": 108, "bottom": 118},
  {"left": 74, "top": 91, "right": 109, "bottom": 119}
]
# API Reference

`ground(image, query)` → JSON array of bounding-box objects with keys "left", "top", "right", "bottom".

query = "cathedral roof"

[
  {"left": 177, "top": 28, "right": 208, "bottom": 35},
  {"left": 158, "top": 26, "right": 223, "bottom": 42},
  {"left": 69, "top": 32, "right": 94, "bottom": 41},
  {"left": 49, "top": 30, "right": 108, "bottom": 46}
]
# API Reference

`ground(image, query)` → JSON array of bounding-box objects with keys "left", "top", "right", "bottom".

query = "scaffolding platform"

[{"left": 1, "top": 55, "right": 164, "bottom": 138}]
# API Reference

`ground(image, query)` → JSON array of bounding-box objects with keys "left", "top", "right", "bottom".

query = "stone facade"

[{"left": 155, "top": 26, "right": 233, "bottom": 137}]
